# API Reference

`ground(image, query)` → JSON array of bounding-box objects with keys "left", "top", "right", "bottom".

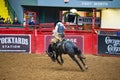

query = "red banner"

[{"left": 45, "top": 35, "right": 84, "bottom": 53}]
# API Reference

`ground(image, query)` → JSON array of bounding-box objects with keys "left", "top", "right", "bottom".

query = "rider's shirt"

[{"left": 54, "top": 22, "right": 65, "bottom": 35}]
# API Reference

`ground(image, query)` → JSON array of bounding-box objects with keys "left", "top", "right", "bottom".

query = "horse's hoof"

[
  {"left": 85, "top": 65, "right": 88, "bottom": 70},
  {"left": 81, "top": 69, "right": 85, "bottom": 72},
  {"left": 52, "top": 60, "right": 56, "bottom": 62},
  {"left": 59, "top": 63, "right": 63, "bottom": 66}
]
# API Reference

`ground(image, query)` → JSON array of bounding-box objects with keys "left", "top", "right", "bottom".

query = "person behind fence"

[
  {"left": 12, "top": 17, "right": 20, "bottom": 24},
  {"left": 51, "top": 21, "right": 66, "bottom": 43},
  {"left": 0, "top": 16, "right": 5, "bottom": 24},
  {"left": 29, "top": 17, "right": 35, "bottom": 25},
  {"left": 5, "top": 17, "right": 11, "bottom": 24}
]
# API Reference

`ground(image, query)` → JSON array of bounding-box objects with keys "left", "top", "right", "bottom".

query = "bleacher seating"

[{"left": 0, "top": 0, "right": 9, "bottom": 21}]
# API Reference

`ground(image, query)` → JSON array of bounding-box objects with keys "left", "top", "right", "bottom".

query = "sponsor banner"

[
  {"left": 45, "top": 35, "right": 84, "bottom": 53},
  {"left": 0, "top": 34, "right": 31, "bottom": 53},
  {"left": 98, "top": 35, "right": 120, "bottom": 55},
  {"left": 78, "top": 17, "right": 100, "bottom": 25}
]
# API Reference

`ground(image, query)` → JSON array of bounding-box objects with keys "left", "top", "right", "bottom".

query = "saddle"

[{"left": 51, "top": 38, "right": 66, "bottom": 53}]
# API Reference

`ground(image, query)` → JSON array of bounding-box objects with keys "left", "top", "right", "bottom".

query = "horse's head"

[
  {"left": 46, "top": 51, "right": 56, "bottom": 62},
  {"left": 46, "top": 44, "right": 56, "bottom": 62}
]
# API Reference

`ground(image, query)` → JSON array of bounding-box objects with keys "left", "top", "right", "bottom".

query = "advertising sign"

[
  {"left": 78, "top": 17, "right": 100, "bottom": 25},
  {"left": 0, "top": 34, "right": 31, "bottom": 53},
  {"left": 45, "top": 35, "right": 84, "bottom": 53},
  {"left": 98, "top": 35, "right": 120, "bottom": 55}
]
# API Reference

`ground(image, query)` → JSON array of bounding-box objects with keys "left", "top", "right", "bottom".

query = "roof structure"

[{"left": 22, "top": 0, "right": 120, "bottom": 8}]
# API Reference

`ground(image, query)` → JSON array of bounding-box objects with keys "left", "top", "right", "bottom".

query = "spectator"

[
  {"left": 29, "top": 17, "right": 35, "bottom": 25},
  {"left": 23, "top": 18, "right": 26, "bottom": 26},
  {"left": 12, "top": 17, "right": 20, "bottom": 24},
  {"left": 5, "top": 17, "right": 11, "bottom": 24},
  {"left": 0, "top": 17, "right": 5, "bottom": 24}
]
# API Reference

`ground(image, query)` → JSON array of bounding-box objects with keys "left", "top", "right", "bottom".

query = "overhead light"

[{"left": 64, "top": 0, "right": 69, "bottom": 3}]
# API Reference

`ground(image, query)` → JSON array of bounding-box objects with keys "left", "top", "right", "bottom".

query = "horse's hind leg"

[
  {"left": 80, "top": 58, "right": 88, "bottom": 70},
  {"left": 77, "top": 54, "right": 88, "bottom": 70},
  {"left": 69, "top": 54, "right": 84, "bottom": 72}
]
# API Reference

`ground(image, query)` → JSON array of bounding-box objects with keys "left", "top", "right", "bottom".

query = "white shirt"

[{"left": 53, "top": 22, "right": 65, "bottom": 36}]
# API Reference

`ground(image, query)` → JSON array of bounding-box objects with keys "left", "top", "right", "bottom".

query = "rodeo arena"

[{"left": 0, "top": 0, "right": 120, "bottom": 80}]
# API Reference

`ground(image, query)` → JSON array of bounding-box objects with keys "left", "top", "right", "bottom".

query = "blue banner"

[
  {"left": 0, "top": 34, "right": 31, "bottom": 53},
  {"left": 98, "top": 35, "right": 120, "bottom": 55}
]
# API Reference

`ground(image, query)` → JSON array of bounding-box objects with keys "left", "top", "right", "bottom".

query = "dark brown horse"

[{"left": 46, "top": 40, "right": 88, "bottom": 71}]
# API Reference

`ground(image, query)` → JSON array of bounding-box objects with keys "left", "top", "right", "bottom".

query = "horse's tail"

[
  {"left": 74, "top": 47, "right": 81, "bottom": 54},
  {"left": 74, "top": 47, "right": 86, "bottom": 59}
]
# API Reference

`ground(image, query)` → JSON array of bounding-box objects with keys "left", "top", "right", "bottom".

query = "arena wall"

[
  {"left": 0, "top": 27, "right": 120, "bottom": 56},
  {"left": 0, "top": 28, "right": 97, "bottom": 54},
  {"left": 34, "top": 31, "right": 97, "bottom": 54}
]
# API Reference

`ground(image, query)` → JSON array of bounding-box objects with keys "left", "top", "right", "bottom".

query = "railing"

[
  {"left": 39, "top": 23, "right": 54, "bottom": 31},
  {"left": 0, "top": 22, "right": 99, "bottom": 34},
  {"left": 0, "top": 24, "right": 24, "bottom": 28}
]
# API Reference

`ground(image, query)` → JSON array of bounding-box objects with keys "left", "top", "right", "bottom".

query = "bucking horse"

[{"left": 46, "top": 39, "right": 88, "bottom": 72}]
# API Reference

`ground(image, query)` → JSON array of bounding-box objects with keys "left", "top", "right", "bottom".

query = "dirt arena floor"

[{"left": 0, "top": 53, "right": 120, "bottom": 80}]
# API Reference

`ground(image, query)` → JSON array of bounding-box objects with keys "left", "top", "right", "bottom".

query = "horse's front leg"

[
  {"left": 56, "top": 54, "right": 63, "bottom": 65},
  {"left": 59, "top": 54, "right": 64, "bottom": 64}
]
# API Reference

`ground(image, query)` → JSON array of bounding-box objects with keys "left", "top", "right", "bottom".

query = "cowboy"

[{"left": 51, "top": 21, "right": 66, "bottom": 43}]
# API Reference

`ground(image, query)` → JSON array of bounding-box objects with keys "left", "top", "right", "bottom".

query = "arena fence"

[{"left": 0, "top": 23, "right": 120, "bottom": 56}]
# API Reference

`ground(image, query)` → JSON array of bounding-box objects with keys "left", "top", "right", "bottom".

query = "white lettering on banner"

[
  {"left": 2, "top": 45, "right": 20, "bottom": 48},
  {"left": 0, "top": 37, "right": 28, "bottom": 45},
  {"left": 81, "top": 2, "right": 92, "bottom": 6},
  {"left": 93, "top": 2, "right": 108, "bottom": 6},
  {"left": 107, "top": 45, "right": 120, "bottom": 53},
  {"left": 105, "top": 37, "right": 120, "bottom": 54},
  {"left": 105, "top": 37, "right": 120, "bottom": 46},
  {"left": 66, "top": 38, "right": 77, "bottom": 43},
  {"left": 81, "top": 2, "right": 108, "bottom": 6}
]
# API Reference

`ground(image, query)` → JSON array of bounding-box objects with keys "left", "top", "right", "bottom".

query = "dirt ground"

[{"left": 0, "top": 53, "right": 120, "bottom": 80}]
